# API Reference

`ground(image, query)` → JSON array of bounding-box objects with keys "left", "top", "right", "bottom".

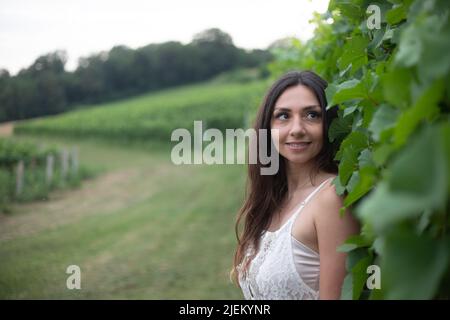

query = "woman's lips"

[{"left": 285, "top": 142, "right": 311, "bottom": 150}]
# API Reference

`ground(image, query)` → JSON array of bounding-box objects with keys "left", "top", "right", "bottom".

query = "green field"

[
  {"left": 14, "top": 81, "right": 268, "bottom": 142},
  {"left": 0, "top": 80, "right": 259, "bottom": 299}
]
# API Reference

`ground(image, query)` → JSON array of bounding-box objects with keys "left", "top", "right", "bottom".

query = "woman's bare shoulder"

[
  {"left": 314, "top": 175, "right": 344, "bottom": 216},
  {"left": 313, "top": 174, "right": 360, "bottom": 233}
]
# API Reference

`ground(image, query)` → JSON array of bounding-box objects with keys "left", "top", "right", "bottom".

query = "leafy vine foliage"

[{"left": 269, "top": 0, "right": 450, "bottom": 299}]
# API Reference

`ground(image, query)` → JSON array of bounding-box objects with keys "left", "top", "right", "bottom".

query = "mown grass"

[{"left": 0, "top": 135, "right": 247, "bottom": 299}]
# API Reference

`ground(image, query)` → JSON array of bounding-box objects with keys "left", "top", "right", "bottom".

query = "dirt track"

[{"left": 0, "top": 122, "right": 13, "bottom": 137}]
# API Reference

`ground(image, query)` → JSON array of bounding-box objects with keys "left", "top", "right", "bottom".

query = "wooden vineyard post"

[
  {"left": 46, "top": 154, "right": 54, "bottom": 185},
  {"left": 15, "top": 160, "right": 24, "bottom": 197},
  {"left": 71, "top": 147, "right": 79, "bottom": 177},
  {"left": 61, "top": 149, "right": 69, "bottom": 182}
]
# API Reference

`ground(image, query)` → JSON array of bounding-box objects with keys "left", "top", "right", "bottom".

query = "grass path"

[{"left": 0, "top": 135, "right": 246, "bottom": 299}]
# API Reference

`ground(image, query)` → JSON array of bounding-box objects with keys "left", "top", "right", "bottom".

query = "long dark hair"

[{"left": 230, "top": 70, "right": 339, "bottom": 285}]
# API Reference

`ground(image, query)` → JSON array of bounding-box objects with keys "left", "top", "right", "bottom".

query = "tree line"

[{"left": 0, "top": 28, "right": 273, "bottom": 123}]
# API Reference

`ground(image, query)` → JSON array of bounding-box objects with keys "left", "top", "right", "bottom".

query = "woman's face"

[{"left": 270, "top": 84, "right": 324, "bottom": 166}]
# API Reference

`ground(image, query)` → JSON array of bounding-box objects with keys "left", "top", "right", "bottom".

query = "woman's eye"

[
  {"left": 306, "top": 111, "right": 321, "bottom": 120},
  {"left": 275, "top": 112, "right": 288, "bottom": 120}
]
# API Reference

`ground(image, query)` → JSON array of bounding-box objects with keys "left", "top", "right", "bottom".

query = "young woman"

[{"left": 231, "top": 70, "right": 360, "bottom": 300}]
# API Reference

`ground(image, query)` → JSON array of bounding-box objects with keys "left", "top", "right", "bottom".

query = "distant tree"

[
  {"left": 5, "top": 51, "right": 69, "bottom": 119},
  {"left": 25, "top": 50, "right": 68, "bottom": 76},
  {"left": 74, "top": 52, "right": 108, "bottom": 103},
  {"left": 190, "top": 28, "right": 240, "bottom": 77},
  {"left": 0, "top": 69, "right": 10, "bottom": 78},
  {"left": 267, "top": 37, "right": 300, "bottom": 51},
  {"left": 191, "top": 28, "right": 234, "bottom": 46},
  {"left": 0, "top": 28, "right": 273, "bottom": 122},
  {"left": 103, "top": 45, "right": 136, "bottom": 96},
  {"left": 0, "top": 69, "right": 12, "bottom": 121}
]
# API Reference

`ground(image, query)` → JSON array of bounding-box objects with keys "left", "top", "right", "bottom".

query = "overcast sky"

[{"left": 0, "top": 0, "right": 329, "bottom": 75}]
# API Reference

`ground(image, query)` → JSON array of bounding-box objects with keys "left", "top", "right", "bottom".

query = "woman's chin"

[{"left": 283, "top": 155, "right": 313, "bottom": 165}]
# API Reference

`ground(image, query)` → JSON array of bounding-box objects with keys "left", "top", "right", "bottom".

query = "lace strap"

[
  {"left": 288, "top": 177, "right": 333, "bottom": 221},
  {"left": 263, "top": 177, "right": 335, "bottom": 236},
  {"left": 303, "top": 177, "right": 333, "bottom": 205}
]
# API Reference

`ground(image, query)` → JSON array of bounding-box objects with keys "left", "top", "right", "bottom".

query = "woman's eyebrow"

[{"left": 273, "top": 105, "right": 321, "bottom": 111}]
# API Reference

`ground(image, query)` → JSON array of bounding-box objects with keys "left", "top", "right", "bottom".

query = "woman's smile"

[{"left": 285, "top": 141, "right": 312, "bottom": 151}]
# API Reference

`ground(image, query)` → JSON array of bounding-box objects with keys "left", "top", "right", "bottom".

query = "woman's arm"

[{"left": 314, "top": 182, "right": 361, "bottom": 299}]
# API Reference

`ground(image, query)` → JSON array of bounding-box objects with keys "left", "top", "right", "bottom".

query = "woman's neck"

[{"left": 284, "top": 160, "right": 321, "bottom": 200}]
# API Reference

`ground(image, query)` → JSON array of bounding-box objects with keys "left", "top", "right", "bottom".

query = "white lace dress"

[{"left": 238, "top": 178, "right": 332, "bottom": 300}]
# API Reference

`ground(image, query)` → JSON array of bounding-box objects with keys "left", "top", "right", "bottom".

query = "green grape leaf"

[
  {"left": 386, "top": 1, "right": 411, "bottom": 25},
  {"left": 331, "top": 79, "right": 366, "bottom": 105},
  {"left": 381, "top": 68, "right": 412, "bottom": 110},
  {"left": 368, "top": 104, "right": 400, "bottom": 142},
  {"left": 328, "top": 115, "right": 353, "bottom": 143},
  {"left": 339, "top": 147, "right": 358, "bottom": 185},
  {"left": 394, "top": 22, "right": 422, "bottom": 67},
  {"left": 394, "top": 80, "right": 444, "bottom": 148},
  {"left": 372, "top": 143, "right": 396, "bottom": 167},
  {"left": 344, "top": 166, "right": 377, "bottom": 207},
  {"left": 338, "top": 234, "right": 372, "bottom": 253},
  {"left": 332, "top": 175, "right": 346, "bottom": 196},
  {"left": 358, "top": 148, "right": 375, "bottom": 168},
  {"left": 335, "top": 131, "right": 369, "bottom": 160},
  {"left": 351, "top": 256, "right": 372, "bottom": 300},
  {"left": 358, "top": 125, "right": 448, "bottom": 232},
  {"left": 382, "top": 229, "right": 449, "bottom": 299},
  {"left": 340, "top": 273, "right": 354, "bottom": 300},
  {"left": 338, "top": 36, "right": 369, "bottom": 75}
]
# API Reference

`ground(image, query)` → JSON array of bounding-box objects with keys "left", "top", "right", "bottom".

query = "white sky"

[{"left": 0, "top": 0, "right": 329, "bottom": 75}]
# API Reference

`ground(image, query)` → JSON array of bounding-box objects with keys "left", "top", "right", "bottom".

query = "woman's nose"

[{"left": 289, "top": 117, "right": 306, "bottom": 136}]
